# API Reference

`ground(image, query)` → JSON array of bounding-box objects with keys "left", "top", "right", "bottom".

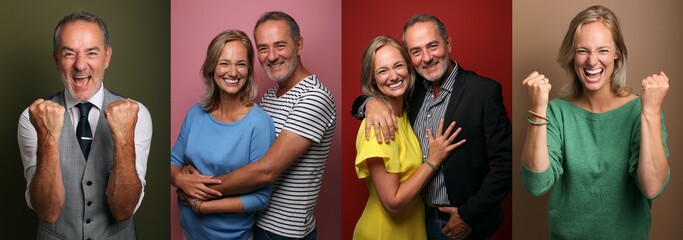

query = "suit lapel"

[
  {"left": 409, "top": 78, "right": 427, "bottom": 124},
  {"left": 410, "top": 66, "right": 467, "bottom": 125},
  {"left": 443, "top": 67, "right": 466, "bottom": 124}
]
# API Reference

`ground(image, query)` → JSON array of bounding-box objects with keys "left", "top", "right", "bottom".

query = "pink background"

[{"left": 170, "top": 0, "right": 342, "bottom": 239}]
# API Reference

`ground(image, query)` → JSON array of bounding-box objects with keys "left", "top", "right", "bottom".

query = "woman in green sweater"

[{"left": 520, "top": 5, "right": 670, "bottom": 239}]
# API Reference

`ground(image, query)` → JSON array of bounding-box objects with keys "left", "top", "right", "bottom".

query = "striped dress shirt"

[{"left": 414, "top": 62, "right": 459, "bottom": 207}]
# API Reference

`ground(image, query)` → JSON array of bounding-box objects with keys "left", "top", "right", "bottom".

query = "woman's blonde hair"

[{"left": 557, "top": 5, "right": 629, "bottom": 99}]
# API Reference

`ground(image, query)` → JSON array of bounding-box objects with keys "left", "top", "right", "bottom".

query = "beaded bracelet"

[
  {"left": 195, "top": 201, "right": 203, "bottom": 213},
  {"left": 423, "top": 158, "right": 439, "bottom": 172},
  {"left": 528, "top": 110, "right": 549, "bottom": 121},
  {"left": 191, "top": 198, "right": 201, "bottom": 212},
  {"left": 527, "top": 117, "right": 549, "bottom": 126}
]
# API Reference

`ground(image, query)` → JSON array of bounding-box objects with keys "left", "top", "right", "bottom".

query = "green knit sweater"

[{"left": 521, "top": 97, "right": 669, "bottom": 240}]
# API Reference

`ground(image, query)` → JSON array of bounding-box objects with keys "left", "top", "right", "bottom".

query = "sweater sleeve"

[
  {"left": 170, "top": 104, "right": 200, "bottom": 167},
  {"left": 520, "top": 100, "right": 564, "bottom": 196},
  {"left": 629, "top": 110, "right": 670, "bottom": 199},
  {"left": 240, "top": 108, "right": 276, "bottom": 212}
]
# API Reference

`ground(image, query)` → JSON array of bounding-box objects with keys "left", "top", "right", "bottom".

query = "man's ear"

[
  {"left": 104, "top": 45, "right": 113, "bottom": 69},
  {"left": 446, "top": 36, "right": 452, "bottom": 53},
  {"left": 296, "top": 37, "right": 303, "bottom": 56}
]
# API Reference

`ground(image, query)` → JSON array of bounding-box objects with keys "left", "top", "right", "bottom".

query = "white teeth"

[
  {"left": 388, "top": 81, "right": 403, "bottom": 88},
  {"left": 585, "top": 69, "right": 602, "bottom": 74},
  {"left": 224, "top": 79, "right": 239, "bottom": 84}
]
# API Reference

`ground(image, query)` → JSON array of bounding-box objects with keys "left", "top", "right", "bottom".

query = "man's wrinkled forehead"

[
  {"left": 57, "top": 21, "right": 107, "bottom": 50},
  {"left": 405, "top": 22, "right": 442, "bottom": 47},
  {"left": 255, "top": 20, "right": 294, "bottom": 44}
]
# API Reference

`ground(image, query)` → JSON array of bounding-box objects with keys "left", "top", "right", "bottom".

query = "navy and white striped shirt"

[{"left": 257, "top": 75, "right": 336, "bottom": 238}]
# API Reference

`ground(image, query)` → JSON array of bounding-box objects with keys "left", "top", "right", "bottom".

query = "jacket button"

[
  {"left": 86, "top": 219, "right": 92, "bottom": 224},
  {"left": 87, "top": 201, "right": 93, "bottom": 206},
  {"left": 86, "top": 181, "right": 92, "bottom": 186}
]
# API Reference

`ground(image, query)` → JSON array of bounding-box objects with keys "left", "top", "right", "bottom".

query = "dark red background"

[{"left": 341, "top": 1, "right": 512, "bottom": 239}]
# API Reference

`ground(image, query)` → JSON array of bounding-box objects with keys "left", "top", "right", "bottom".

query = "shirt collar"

[
  {"left": 421, "top": 60, "right": 459, "bottom": 93},
  {"left": 64, "top": 84, "right": 105, "bottom": 110}
]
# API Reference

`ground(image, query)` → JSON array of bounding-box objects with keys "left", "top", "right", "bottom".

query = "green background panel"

[{"left": 0, "top": 1, "right": 170, "bottom": 238}]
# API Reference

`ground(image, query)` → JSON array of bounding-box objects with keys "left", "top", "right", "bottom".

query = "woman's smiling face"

[{"left": 573, "top": 21, "right": 619, "bottom": 94}]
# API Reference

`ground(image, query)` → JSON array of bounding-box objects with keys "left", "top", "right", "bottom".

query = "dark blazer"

[{"left": 408, "top": 65, "right": 512, "bottom": 239}]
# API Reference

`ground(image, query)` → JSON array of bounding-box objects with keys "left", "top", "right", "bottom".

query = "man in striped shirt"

[{"left": 183, "top": 11, "right": 336, "bottom": 239}]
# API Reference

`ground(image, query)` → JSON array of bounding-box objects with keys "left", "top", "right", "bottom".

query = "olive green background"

[{"left": 0, "top": 1, "right": 170, "bottom": 238}]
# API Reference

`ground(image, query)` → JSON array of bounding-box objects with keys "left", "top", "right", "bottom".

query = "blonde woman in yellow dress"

[{"left": 353, "top": 35, "right": 466, "bottom": 240}]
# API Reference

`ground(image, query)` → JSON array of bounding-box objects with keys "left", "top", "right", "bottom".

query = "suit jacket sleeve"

[
  {"left": 351, "top": 95, "right": 370, "bottom": 120},
  {"left": 458, "top": 82, "right": 512, "bottom": 227}
]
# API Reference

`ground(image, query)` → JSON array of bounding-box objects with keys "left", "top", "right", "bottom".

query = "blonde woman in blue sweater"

[{"left": 170, "top": 30, "right": 276, "bottom": 240}]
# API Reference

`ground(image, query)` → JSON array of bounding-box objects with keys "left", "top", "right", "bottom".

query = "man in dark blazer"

[{"left": 352, "top": 14, "right": 511, "bottom": 239}]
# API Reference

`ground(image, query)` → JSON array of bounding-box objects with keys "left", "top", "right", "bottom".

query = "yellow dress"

[{"left": 353, "top": 114, "right": 426, "bottom": 240}]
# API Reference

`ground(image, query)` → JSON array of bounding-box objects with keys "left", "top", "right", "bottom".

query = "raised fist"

[
  {"left": 522, "top": 71, "right": 552, "bottom": 111},
  {"left": 104, "top": 99, "right": 139, "bottom": 139},
  {"left": 28, "top": 99, "right": 65, "bottom": 141},
  {"left": 641, "top": 71, "right": 669, "bottom": 115}
]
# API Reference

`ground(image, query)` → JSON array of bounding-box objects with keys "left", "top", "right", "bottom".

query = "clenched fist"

[
  {"left": 522, "top": 71, "right": 552, "bottom": 111},
  {"left": 104, "top": 99, "right": 139, "bottom": 140},
  {"left": 641, "top": 71, "right": 669, "bottom": 115},
  {"left": 29, "top": 99, "right": 65, "bottom": 141}
]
